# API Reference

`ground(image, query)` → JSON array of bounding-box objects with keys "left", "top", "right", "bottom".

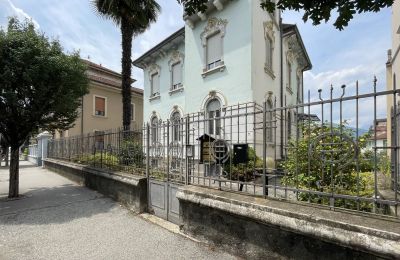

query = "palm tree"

[{"left": 93, "top": 0, "right": 161, "bottom": 130}]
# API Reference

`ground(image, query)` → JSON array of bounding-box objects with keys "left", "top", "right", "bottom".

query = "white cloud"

[{"left": 0, "top": 0, "right": 40, "bottom": 28}]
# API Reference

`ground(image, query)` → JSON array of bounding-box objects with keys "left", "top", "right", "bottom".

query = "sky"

[{"left": 0, "top": 0, "right": 393, "bottom": 128}]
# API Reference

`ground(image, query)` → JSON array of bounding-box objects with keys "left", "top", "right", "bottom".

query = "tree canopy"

[
  {"left": 0, "top": 18, "right": 89, "bottom": 197},
  {"left": 93, "top": 0, "right": 161, "bottom": 130},
  {"left": 178, "top": 0, "right": 394, "bottom": 30}
]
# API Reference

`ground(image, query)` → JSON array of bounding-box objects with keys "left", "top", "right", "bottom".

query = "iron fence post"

[
  {"left": 146, "top": 123, "right": 150, "bottom": 179},
  {"left": 185, "top": 115, "right": 190, "bottom": 185},
  {"left": 263, "top": 101, "right": 267, "bottom": 197}
]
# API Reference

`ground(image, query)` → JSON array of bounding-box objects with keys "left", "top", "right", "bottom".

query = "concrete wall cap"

[{"left": 177, "top": 185, "right": 400, "bottom": 258}]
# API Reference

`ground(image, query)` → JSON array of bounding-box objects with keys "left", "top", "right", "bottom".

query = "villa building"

[
  {"left": 366, "top": 119, "right": 387, "bottom": 151},
  {"left": 133, "top": 0, "right": 311, "bottom": 159},
  {"left": 55, "top": 60, "right": 144, "bottom": 138}
]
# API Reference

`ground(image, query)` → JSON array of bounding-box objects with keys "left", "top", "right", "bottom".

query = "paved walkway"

[{"left": 0, "top": 161, "right": 235, "bottom": 260}]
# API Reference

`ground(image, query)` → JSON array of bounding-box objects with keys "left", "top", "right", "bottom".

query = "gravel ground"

[{"left": 0, "top": 161, "right": 236, "bottom": 260}]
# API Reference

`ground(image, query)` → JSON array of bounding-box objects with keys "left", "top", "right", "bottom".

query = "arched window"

[
  {"left": 266, "top": 100, "right": 273, "bottom": 142},
  {"left": 151, "top": 116, "right": 158, "bottom": 144},
  {"left": 171, "top": 111, "right": 181, "bottom": 142},
  {"left": 206, "top": 98, "right": 221, "bottom": 135},
  {"left": 287, "top": 111, "right": 292, "bottom": 140}
]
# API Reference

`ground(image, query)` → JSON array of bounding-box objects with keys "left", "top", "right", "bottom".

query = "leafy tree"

[
  {"left": 93, "top": 0, "right": 161, "bottom": 130},
  {"left": 0, "top": 18, "right": 89, "bottom": 198},
  {"left": 178, "top": 0, "right": 394, "bottom": 30}
]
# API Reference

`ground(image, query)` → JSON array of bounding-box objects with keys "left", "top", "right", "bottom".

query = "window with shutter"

[
  {"left": 206, "top": 33, "right": 222, "bottom": 70},
  {"left": 151, "top": 73, "right": 159, "bottom": 97},
  {"left": 171, "top": 63, "right": 182, "bottom": 90},
  {"left": 95, "top": 96, "right": 106, "bottom": 116},
  {"left": 265, "top": 36, "right": 273, "bottom": 70}
]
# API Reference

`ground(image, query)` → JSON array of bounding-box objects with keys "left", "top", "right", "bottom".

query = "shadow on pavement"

[
  {"left": 0, "top": 162, "right": 38, "bottom": 170},
  {"left": 0, "top": 182, "right": 116, "bottom": 226}
]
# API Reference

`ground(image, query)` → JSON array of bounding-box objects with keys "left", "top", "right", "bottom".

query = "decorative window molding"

[
  {"left": 148, "top": 63, "right": 161, "bottom": 100},
  {"left": 168, "top": 105, "right": 184, "bottom": 119},
  {"left": 200, "top": 90, "right": 228, "bottom": 112},
  {"left": 170, "top": 105, "right": 184, "bottom": 143},
  {"left": 200, "top": 17, "right": 228, "bottom": 77},
  {"left": 264, "top": 21, "right": 275, "bottom": 78},
  {"left": 168, "top": 50, "right": 184, "bottom": 94}
]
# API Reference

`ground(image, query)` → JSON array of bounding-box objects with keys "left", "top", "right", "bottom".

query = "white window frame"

[
  {"left": 168, "top": 50, "right": 184, "bottom": 94},
  {"left": 150, "top": 73, "right": 160, "bottom": 97},
  {"left": 200, "top": 17, "right": 228, "bottom": 77},
  {"left": 205, "top": 98, "right": 222, "bottom": 136},
  {"left": 148, "top": 64, "right": 161, "bottom": 100},
  {"left": 93, "top": 95, "right": 107, "bottom": 117}
]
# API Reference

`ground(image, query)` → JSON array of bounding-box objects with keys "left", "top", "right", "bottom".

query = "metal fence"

[
  {"left": 48, "top": 128, "right": 145, "bottom": 175},
  {"left": 48, "top": 78, "right": 400, "bottom": 218}
]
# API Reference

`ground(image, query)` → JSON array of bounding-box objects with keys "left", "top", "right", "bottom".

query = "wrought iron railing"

[
  {"left": 48, "top": 78, "right": 400, "bottom": 218},
  {"left": 48, "top": 128, "right": 145, "bottom": 175}
]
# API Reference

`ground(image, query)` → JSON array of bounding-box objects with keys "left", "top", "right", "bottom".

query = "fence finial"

[
  {"left": 341, "top": 85, "right": 346, "bottom": 98},
  {"left": 318, "top": 89, "right": 323, "bottom": 101}
]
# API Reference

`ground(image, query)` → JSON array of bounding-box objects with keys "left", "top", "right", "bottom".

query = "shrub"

[
  {"left": 118, "top": 139, "right": 144, "bottom": 168},
  {"left": 223, "top": 147, "right": 265, "bottom": 181},
  {"left": 280, "top": 122, "right": 375, "bottom": 211}
]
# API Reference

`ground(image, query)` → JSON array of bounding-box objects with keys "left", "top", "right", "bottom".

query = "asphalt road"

[{"left": 0, "top": 161, "right": 235, "bottom": 260}]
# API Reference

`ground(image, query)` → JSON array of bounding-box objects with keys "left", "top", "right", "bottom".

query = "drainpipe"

[{"left": 279, "top": 15, "right": 284, "bottom": 159}]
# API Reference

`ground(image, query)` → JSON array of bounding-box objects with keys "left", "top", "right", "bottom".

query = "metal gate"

[{"left": 145, "top": 119, "right": 186, "bottom": 224}]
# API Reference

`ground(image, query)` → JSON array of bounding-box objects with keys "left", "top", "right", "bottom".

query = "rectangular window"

[
  {"left": 94, "top": 96, "right": 106, "bottom": 116},
  {"left": 265, "top": 36, "right": 273, "bottom": 70},
  {"left": 208, "top": 110, "right": 221, "bottom": 135},
  {"left": 130, "top": 103, "right": 135, "bottom": 121},
  {"left": 151, "top": 73, "right": 159, "bottom": 97},
  {"left": 171, "top": 63, "right": 182, "bottom": 90},
  {"left": 206, "top": 33, "right": 222, "bottom": 70}
]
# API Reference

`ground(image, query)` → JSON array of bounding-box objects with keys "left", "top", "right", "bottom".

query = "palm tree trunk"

[
  {"left": 8, "top": 146, "right": 19, "bottom": 198},
  {"left": 121, "top": 18, "right": 134, "bottom": 131}
]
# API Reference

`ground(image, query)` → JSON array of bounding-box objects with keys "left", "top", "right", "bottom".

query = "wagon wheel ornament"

[
  {"left": 309, "top": 131, "right": 358, "bottom": 185},
  {"left": 211, "top": 139, "right": 230, "bottom": 164}
]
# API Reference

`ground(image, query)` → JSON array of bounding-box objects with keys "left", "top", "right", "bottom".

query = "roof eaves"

[
  {"left": 133, "top": 27, "right": 185, "bottom": 69},
  {"left": 282, "top": 24, "right": 312, "bottom": 71}
]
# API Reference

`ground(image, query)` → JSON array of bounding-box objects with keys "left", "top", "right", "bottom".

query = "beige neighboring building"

[
  {"left": 56, "top": 60, "right": 144, "bottom": 138},
  {"left": 386, "top": 1, "right": 400, "bottom": 152}
]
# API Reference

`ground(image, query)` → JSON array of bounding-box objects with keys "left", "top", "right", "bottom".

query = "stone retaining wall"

[
  {"left": 43, "top": 158, "right": 147, "bottom": 213},
  {"left": 177, "top": 186, "right": 400, "bottom": 260}
]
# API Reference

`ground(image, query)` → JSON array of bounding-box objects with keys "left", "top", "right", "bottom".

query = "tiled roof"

[{"left": 82, "top": 59, "right": 143, "bottom": 95}]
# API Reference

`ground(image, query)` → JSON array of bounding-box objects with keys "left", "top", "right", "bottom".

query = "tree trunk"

[
  {"left": 121, "top": 18, "right": 134, "bottom": 131},
  {"left": 8, "top": 146, "right": 19, "bottom": 198}
]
